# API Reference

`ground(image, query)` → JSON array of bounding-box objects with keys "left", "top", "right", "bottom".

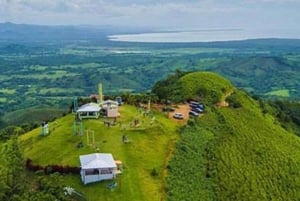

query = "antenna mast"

[{"left": 98, "top": 83, "right": 103, "bottom": 104}]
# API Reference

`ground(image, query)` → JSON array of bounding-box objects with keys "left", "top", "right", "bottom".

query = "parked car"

[
  {"left": 191, "top": 107, "right": 204, "bottom": 113},
  {"left": 173, "top": 112, "right": 184, "bottom": 119},
  {"left": 190, "top": 102, "right": 205, "bottom": 109},
  {"left": 189, "top": 111, "right": 199, "bottom": 117},
  {"left": 190, "top": 101, "right": 200, "bottom": 105}
]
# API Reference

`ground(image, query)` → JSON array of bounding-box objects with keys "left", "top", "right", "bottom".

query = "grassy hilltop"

[
  {"left": 15, "top": 71, "right": 300, "bottom": 201},
  {"left": 19, "top": 105, "right": 180, "bottom": 201},
  {"left": 164, "top": 72, "right": 300, "bottom": 201}
]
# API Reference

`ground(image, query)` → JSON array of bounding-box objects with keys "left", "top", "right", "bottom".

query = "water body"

[{"left": 108, "top": 29, "right": 299, "bottom": 43}]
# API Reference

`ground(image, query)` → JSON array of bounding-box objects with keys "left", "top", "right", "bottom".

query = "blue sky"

[{"left": 0, "top": 0, "right": 299, "bottom": 37}]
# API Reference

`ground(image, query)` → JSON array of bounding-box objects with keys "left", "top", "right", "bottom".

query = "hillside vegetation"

[
  {"left": 1, "top": 25, "right": 300, "bottom": 123},
  {"left": 211, "top": 56, "right": 300, "bottom": 98},
  {"left": 2, "top": 70, "right": 300, "bottom": 200},
  {"left": 164, "top": 72, "right": 300, "bottom": 201},
  {"left": 179, "top": 72, "right": 233, "bottom": 103}
]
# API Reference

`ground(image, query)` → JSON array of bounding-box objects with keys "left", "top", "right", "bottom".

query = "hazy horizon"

[{"left": 0, "top": 0, "right": 299, "bottom": 39}]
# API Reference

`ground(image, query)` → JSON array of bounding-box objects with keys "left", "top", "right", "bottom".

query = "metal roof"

[
  {"left": 77, "top": 102, "right": 101, "bottom": 112},
  {"left": 79, "top": 153, "right": 117, "bottom": 169}
]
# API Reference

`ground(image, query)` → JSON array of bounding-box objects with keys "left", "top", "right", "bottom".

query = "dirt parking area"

[{"left": 169, "top": 104, "right": 190, "bottom": 123}]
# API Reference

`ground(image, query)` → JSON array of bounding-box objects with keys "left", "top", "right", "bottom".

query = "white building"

[
  {"left": 79, "top": 153, "right": 117, "bottom": 185},
  {"left": 100, "top": 100, "right": 119, "bottom": 118},
  {"left": 76, "top": 103, "right": 101, "bottom": 120}
]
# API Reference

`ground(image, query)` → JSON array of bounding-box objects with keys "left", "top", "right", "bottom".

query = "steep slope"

[{"left": 164, "top": 72, "right": 300, "bottom": 201}]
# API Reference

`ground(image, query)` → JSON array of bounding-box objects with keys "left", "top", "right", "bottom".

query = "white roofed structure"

[
  {"left": 100, "top": 100, "right": 119, "bottom": 118},
  {"left": 100, "top": 100, "right": 118, "bottom": 108},
  {"left": 79, "top": 153, "right": 117, "bottom": 184},
  {"left": 76, "top": 102, "right": 101, "bottom": 120}
]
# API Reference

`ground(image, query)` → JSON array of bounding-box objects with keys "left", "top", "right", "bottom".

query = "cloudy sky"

[{"left": 0, "top": 0, "right": 299, "bottom": 38}]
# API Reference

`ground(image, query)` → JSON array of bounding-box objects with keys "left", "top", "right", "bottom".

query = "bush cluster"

[{"left": 26, "top": 159, "right": 80, "bottom": 174}]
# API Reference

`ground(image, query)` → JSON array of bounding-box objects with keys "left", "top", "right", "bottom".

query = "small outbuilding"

[
  {"left": 76, "top": 102, "right": 101, "bottom": 120},
  {"left": 100, "top": 100, "right": 119, "bottom": 118},
  {"left": 79, "top": 153, "right": 117, "bottom": 184}
]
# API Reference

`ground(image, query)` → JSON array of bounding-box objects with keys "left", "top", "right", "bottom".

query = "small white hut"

[
  {"left": 76, "top": 103, "right": 101, "bottom": 120},
  {"left": 79, "top": 153, "right": 117, "bottom": 184},
  {"left": 100, "top": 100, "right": 119, "bottom": 118}
]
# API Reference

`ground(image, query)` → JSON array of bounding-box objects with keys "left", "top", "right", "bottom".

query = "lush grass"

[
  {"left": 10, "top": 71, "right": 78, "bottom": 80},
  {"left": 179, "top": 71, "right": 234, "bottom": 103},
  {"left": 211, "top": 107, "right": 300, "bottom": 200},
  {"left": 0, "top": 97, "right": 7, "bottom": 103},
  {"left": 20, "top": 104, "right": 179, "bottom": 201},
  {"left": 265, "top": 89, "right": 290, "bottom": 97},
  {"left": 39, "top": 88, "right": 84, "bottom": 95},
  {"left": 4, "top": 107, "right": 67, "bottom": 126},
  {"left": 0, "top": 88, "right": 16, "bottom": 94},
  {"left": 166, "top": 89, "right": 300, "bottom": 201},
  {"left": 166, "top": 124, "right": 216, "bottom": 201}
]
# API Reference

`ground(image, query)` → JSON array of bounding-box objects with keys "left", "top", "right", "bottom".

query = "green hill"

[
  {"left": 152, "top": 71, "right": 233, "bottom": 104},
  {"left": 164, "top": 72, "right": 300, "bottom": 201},
  {"left": 179, "top": 71, "right": 233, "bottom": 103},
  {"left": 211, "top": 56, "right": 300, "bottom": 99},
  {"left": 6, "top": 71, "right": 300, "bottom": 201},
  {"left": 3, "top": 106, "right": 67, "bottom": 127},
  {"left": 19, "top": 105, "right": 179, "bottom": 201}
]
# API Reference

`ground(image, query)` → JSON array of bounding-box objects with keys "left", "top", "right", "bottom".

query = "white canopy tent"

[{"left": 76, "top": 102, "right": 101, "bottom": 120}]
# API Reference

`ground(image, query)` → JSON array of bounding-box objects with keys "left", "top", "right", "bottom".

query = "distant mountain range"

[{"left": 1, "top": 22, "right": 300, "bottom": 47}]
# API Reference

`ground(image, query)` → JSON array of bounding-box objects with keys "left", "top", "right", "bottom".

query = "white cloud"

[{"left": 0, "top": 0, "right": 299, "bottom": 38}]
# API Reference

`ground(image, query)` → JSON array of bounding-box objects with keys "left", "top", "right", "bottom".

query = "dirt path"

[{"left": 216, "top": 90, "right": 233, "bottom": 107}]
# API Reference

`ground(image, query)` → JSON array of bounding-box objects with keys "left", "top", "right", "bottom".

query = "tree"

[
  {"left": 0, "top": 136, "right": 25, "bottom": 200},
  {"left": 152, "top": 69, "right": 188, "bottom": 102}
]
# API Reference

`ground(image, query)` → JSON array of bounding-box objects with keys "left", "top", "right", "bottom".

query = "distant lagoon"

[{"left": 108, "top": 29, "right": 299, "bottom": 43}]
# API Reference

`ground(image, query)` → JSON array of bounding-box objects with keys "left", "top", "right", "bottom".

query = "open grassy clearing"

[
  {"left": 0, "top": 97, "right": 7, "bottom": 103},
  {"left": 265, "top": 89, "right": 290, "bottom": 97},
  {"left": 4, "top": 107, "right": 67, "bottom": 126},
  {"left": 8, "top": 71, "right": 78, "bottom": 79},
  {"left": 20, "top": 104, "right": 179, "bottom": 201},
  {"left": 61, "top": 63, "right": 107, "bottom": 69},
  {"left": 0, "top": 88, "right": 16, "bottom": 94},
  {"left": 39, "top": 88, "right": 84, "bottom": 95},
  {"left": 0, "top": 75, "right": 11, "bottom": 82},
  {"left": 28, "top": 65, "right": 48, "bottom": 71}
]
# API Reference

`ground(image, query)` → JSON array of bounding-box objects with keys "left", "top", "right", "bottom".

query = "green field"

[
  {"left": 39, "top": 88, "right": 84, "bottom": 95},
  {"left": 1, "top": 40, "right": 300, "bottom": 125},
  {"left": 20, "top": 104, "right": 179, "bottom": 201},
  {"left": 0, "top": 97, "right": 7, "bottom": 103},
  {"left": 265, "top": 89, "right": 290, "bottom": 97},
  {"left": 0, "top": 89, "right": 16, "bottom": 94},
  {"left": 3, "top": 107, "right": 68, "bottom": 126}
]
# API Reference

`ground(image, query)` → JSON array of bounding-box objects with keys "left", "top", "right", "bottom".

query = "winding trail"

[{"left": 216, "top": 90, "right": 234, "bottom": 107}]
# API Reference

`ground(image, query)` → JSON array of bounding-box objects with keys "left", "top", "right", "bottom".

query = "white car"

[{"left": 173, "top": 112, "right": 184, "bottom": 119}]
